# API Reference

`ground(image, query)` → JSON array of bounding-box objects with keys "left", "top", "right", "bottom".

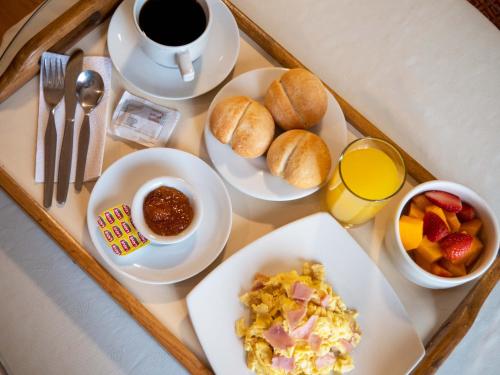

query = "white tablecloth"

[{"left": 0, "top": 189, "right": 187, "bottom": 375}]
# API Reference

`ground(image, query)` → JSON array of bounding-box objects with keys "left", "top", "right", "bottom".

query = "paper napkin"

[{"left": 35, "top": 52, "right": 112, "bottom": 183}]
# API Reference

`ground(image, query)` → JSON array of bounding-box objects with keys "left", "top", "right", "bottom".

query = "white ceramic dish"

[
  {"left": 131, "top": 177, "right": 203, "bottom": 245},
  {"left": 107, "top": 0, "right": 240, "bottom": 100},
  {"left": 87, "top": 148, "right": 232, "bottom": 284},
  {"left": 385, "top": 180, "right": 499, "bottom": 289},
  {"left": 187, "top": 213, "right": 424, "bottom": 375},
  {"left": 204, "top": 67, "right": 348, "bottom": 201}
]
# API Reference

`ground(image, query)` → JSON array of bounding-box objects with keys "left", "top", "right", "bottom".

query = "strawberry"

[
  {"left": 424, "top": 191, "right": 462, "bottom": 213},
  {"left": 423, "top": 212, "right": 449, "bottom": 242},
  {"left": 439, "top": 233, "right": 473, "bottom": 262},
  {"left": 457, "top": 202, "right": 475, "bottom": 222}
]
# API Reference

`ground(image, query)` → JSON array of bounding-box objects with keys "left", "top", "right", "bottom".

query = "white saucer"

[
  {"left": 107, "top": 0, "right": 240, "bottom": 100},
  {"left": 86, "top": 148, "right": 232, "bottom": 284},
  {"left": 204, "top": 68, "right": 348, "bottom": 201}
]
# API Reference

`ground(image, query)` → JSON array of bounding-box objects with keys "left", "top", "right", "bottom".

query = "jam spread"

[{"left": 143, "top": 186, "right": 194, "bottom": 236}]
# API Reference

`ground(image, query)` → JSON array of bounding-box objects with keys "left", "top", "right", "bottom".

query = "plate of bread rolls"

[{"left": 204, "top": 68, "right": 347, "bottom": 201}]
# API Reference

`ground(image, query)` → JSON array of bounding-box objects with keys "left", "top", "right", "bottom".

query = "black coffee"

[{"left": 138, "top": 0, "right": 207, "bottom": 47}]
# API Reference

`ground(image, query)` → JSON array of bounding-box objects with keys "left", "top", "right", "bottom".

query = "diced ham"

[
  {"left": 320, "top": 295, "right": 330, "bottom": 307},
  {"left": 291, "top": 315, "right": 317, "bottom": 339},
  {"left": 291, "top": 282, "right": 313, "bottom": 302},
  {"left": 271, "top": 355, "right": 295, "bottom": 371},
  {"left": 308, "top": 334, "right": 322, "bottom": 352},
  {"left": 315, "top": 353, "right": 336, "bottom": 369},
  {"left": 340, "top": 338, "right": 354, "bottom": 353},
  {"left": 286, "top": 305, "right": 306, "bottom": 329},
  {"left": 263, "top": 324, "right": 295, "bottom": 349}
]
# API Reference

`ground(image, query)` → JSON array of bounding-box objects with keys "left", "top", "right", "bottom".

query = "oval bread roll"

[
  {"left": 265, "top": 69, "right": 327, "bottom": 130},
  {"left": 267, "top": 129, "right": 331, "bottom": 189},
  {"left": 209, "top": 96, "right": 275, "bottom": 158}
]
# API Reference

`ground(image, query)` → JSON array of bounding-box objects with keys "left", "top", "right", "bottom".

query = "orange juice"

[{"left": 327, "top": 139, "right": 405, "bottom": 227}]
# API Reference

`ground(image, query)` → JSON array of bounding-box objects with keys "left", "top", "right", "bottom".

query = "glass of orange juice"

[{"left": 326, "top": 137, "right": 406, "bottom": 227}]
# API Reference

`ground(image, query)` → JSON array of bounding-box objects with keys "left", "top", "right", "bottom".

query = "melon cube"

[
  {"left": 444, "top": 211, "right": 461, "bottom": 232},
  {"left": 430, "top": 263, "right": 453, "bottom": 277},
  {"left": 425, "top": 205, "right": 450, "bottom": 230},
  {"left": 440, "top": 259, "right": 466, "bottom": 277},
  {"left": 412, "top": 194, "right": 432, "bottom": 211},
  {"left": 408, "top": 203, "right": 425, "bottom": 219},
  {"left": 415, "top": 236, "right": 443, "bottom": 263},
  {"left": 399, "top": 215, "right": 423, "bottom": 250},
  {"left": 413, "top": 251, "right": 433, "bottom": 273},
  {"left": 459, "top": 218, "right": 482, "bottom": 236}
]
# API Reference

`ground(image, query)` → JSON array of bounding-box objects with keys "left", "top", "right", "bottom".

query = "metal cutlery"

[
  {"left": 41, "top": 55, "right": 65, "bottom": 208},
  {"left": 74, "top": 70, "right": 104, "bottom": 192},
  {"left": 56, "top": 49, "right": 83, "bottom": 204}
]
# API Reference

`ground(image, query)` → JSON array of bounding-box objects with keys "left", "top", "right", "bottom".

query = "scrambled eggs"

[{"left": 236, "top": 262, "right": 361, "bottom": 374}]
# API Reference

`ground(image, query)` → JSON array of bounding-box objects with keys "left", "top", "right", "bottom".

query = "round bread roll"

[
  {"left": 267, "top": 129, "right": 331, "bottom": 189},
  {"left": 209, "top": 96, "right": 275, "bottom": 158},
  {"left": 265, "top": 68, "right": 327, "bottom": 130}
]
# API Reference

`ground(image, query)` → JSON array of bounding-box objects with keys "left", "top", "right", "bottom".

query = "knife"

[{"left": 56, "top": 49, "right": 83, "bottom": 204}]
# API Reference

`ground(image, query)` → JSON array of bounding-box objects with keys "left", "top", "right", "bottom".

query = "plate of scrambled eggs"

[
  {"left": 237, "top": 263, "right": 361, "bottom": 374},
  {"left": 187, "top": 213, "right": 424, "bottom": 375}
]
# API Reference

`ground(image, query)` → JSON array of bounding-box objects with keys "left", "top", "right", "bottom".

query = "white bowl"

[
  {"left": 131, "top": 176, "right": 203, "bottom": 245},
  {"left": 385, "top": 180, "right": 499, "bottom": 289}
]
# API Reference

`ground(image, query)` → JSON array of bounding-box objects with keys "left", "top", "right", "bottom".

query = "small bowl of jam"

[{"left": 131, "top": 176, "right": 202, "bottom": 245}]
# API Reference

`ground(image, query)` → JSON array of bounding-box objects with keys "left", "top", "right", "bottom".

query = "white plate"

[
  {"left": 187, "top": 213, "right": 424, "bottom": 374},
  {"left": 204, "top": 68, "right": 348, "bottom": 201},
  {"left": 107, "top": 0, "right": 240, "bottom": 100},
  {"left": 87, "top": 148, "right": 232, "bottom": 284}
]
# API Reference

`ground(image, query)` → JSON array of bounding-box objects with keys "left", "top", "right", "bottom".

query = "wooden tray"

[{"left": 0, "top": 1, "right": 498, "bottom": 374}]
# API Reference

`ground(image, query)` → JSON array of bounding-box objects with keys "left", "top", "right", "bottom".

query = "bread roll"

[
  {"left": 265, "top": 69, "right": 327, "bottom": 130},
  {"left": 267, "top": 129, "right": 331, "bottom": 189},
  {"left": 209, "top": 96, "right": 275, "bottom": 158}
]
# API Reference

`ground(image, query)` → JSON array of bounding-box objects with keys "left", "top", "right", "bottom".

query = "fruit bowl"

[{"left": 385, "top": 180, "right": 499, "bottom": 289}]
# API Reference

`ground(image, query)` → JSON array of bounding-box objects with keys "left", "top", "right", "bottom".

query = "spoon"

[{"left": 74, "top": 70, "right": 104, "bottom": 192}]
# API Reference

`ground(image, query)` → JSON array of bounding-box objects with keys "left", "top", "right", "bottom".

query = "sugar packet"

[
  {"left": 97, "top": 204, "right": 150, "bottom": 256},
  {"left": 109, "top": 91, "right": 180, "bottom": 147}
]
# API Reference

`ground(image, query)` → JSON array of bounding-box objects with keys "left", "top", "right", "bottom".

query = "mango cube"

[
  {"left": 415, "top": 236, "right": 442, "bottom": 263},
  {"left": 412, "top": 194, "right": 432, "bottom": 211},
  {"left": 459, "top": 218, "right": 482, "bottom": 237},
  {"left": 425, "top": 205, "right": 450, "bottom": 230},
  {"left": 465, "top": 237, "right": 483, "bottom": 267},
  {"left": 444, "top": 211, "right": 461, "bottom": 232},
  {"left": 408, "top": 203, "right": 425, "bottom": 219},
  {"left": 440, "top": 259, "right": 466, "bottom": 277},
  {"left": 399, "top": 215, "right": 423, "bottom": 250}
]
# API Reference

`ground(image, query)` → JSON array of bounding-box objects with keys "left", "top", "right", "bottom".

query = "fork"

[{"left": 42, "top": 56, "right": 64, "bottom": 208}]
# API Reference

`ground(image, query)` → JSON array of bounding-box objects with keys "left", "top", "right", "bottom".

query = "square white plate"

[{"left": 187, "top": 213, "right": 424, "bottom": 374}]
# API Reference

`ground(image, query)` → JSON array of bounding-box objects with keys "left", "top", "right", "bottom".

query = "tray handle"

[{"left": 0, "top": 0, "right": 122, "bottom": 103}]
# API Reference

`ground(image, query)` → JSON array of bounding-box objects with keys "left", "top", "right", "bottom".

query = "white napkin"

[{"left": 35, "top": 52, "right": 112, "bottom": 183}]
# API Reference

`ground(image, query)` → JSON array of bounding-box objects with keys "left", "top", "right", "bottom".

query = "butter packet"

[
  {"left": 96, "top": 204, "right": 150, "bottom": 256},
  {"left": 109, "top": 91, "right": 180, "bottom": 147}
]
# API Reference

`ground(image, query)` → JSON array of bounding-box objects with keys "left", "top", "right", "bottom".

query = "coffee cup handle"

[{"left": 176, "top": 51, "right": 195, "bottom": 82}]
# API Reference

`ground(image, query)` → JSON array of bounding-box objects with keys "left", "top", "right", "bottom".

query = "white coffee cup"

[{"left": 133, "top": 0, "right": 212, "bottom": 82}]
